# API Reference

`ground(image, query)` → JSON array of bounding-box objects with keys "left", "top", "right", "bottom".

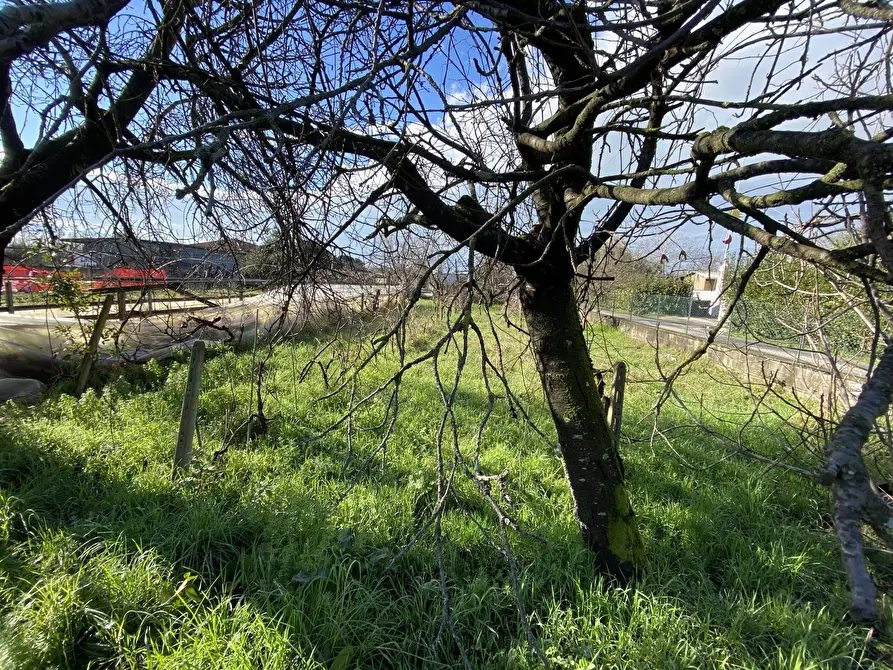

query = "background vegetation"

[{"left": 727, "top": 255, "right": 892, "bottom": 358}]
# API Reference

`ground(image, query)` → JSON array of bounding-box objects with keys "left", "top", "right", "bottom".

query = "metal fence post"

[{"left": 5, "top": 280, "right": 13, "bottom": 314}]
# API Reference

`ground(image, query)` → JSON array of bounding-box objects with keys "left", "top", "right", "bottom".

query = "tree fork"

[{"left": 519, "top": 271, "right": 643, "bottom": 579}]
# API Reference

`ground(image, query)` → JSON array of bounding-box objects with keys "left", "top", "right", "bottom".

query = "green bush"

[{"left": 728, "top": 257, "right": 882, "bottom": 356}]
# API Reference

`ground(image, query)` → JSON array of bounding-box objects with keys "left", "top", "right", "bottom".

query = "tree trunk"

[{"left": 519, "top": 272, "right": 644, "bottom": 580}]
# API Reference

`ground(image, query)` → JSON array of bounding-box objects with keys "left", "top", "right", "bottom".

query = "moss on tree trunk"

[{"left": 520, "top": 273, "right": 643, "bottom": 580}]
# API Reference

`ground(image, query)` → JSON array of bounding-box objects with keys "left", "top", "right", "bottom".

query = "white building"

[{"left": 682, "top": 269, "right": 725, "bottom": 316}]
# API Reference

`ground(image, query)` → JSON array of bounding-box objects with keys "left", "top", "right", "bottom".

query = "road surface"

[
  {"left": 0, "top": 283, "right": 396, "bottom": 377},
  {"left": 603, "top": 310, "right": 868, "bottom": 376}
]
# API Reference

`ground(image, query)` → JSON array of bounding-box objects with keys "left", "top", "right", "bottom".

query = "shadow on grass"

[
  {"left": 0, "top": 379, "right": 889, "bottom": 668},
  {"left": 0, "top": 428, "right": 521, "bottom": 668}
]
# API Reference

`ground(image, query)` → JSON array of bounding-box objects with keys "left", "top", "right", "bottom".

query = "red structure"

[
  {"left": 92, "top": 267, "right": 167, "bottom": 289},
  {"left": 2, "top": 265, "right": 167, "bottom": 293},
  {"left": 2, "top": 265, "right": 50, "bottom": 293}
]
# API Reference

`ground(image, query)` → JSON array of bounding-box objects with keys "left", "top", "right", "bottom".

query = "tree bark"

[
  {"left": 0, "top": 0, "right": 186, "bottom": 246},
  {"left": 818, "top": 341, "right": 893, "bottom": 621},
  {"left": 519, "top": 271, "right": 644, "bottom": 580}
]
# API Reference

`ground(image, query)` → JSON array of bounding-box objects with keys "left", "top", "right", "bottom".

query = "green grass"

[{"left": 0, "top": 308, "right": 891, "bottom": 669}]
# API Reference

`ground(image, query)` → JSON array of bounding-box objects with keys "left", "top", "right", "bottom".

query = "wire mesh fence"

[
  {"left": 594, "top": 292, "right": 716, "bottom": 338},
  {"left": 628, "top": 294, "right": 695, "bottom": 318},
  {"left": 729, "top": 300, "right": 873, "bottom": 361}
]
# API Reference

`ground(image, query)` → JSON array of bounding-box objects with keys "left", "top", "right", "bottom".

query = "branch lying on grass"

[{"left": 817, "top": 341, "right": 893, "bottom": 622}]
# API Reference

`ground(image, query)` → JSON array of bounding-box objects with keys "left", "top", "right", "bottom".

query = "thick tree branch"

[
  {"left": 0, "top": 0, "right": 129, "bottom": 61},
  {"left": 839, "top": 0, "right": 893, "bottom": 21},
  {"left": 0, "top": 63, "right": 24, "bottom": 176},
  {"left": 693, "top": 126, "right": 893, "bottom": 172},
  {"left": 817, "top": 342, "right": 893, "bottom": 621},
  {"left": 863, "top": 180, "right": 893, "bottom": 271},
  {"left": 692, "top": 200, "right": 893, "bottom": 284}
]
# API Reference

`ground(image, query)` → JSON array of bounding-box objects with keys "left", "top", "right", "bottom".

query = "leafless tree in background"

[{"left": 5, "top": 0, "right": 893, "bottom": 623}]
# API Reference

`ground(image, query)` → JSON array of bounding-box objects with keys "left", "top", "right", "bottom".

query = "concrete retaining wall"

[{"left": 596, "top": 314, "right": 865, "bottom": 402}]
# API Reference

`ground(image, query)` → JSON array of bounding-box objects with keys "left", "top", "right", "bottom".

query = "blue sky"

[{"left": 7, "top": 1, "right": 885, "bottom": 273}]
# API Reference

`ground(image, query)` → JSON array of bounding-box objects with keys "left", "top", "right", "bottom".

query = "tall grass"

[{"left": 0, "top": 308, "right": 890, "bottom": 668}]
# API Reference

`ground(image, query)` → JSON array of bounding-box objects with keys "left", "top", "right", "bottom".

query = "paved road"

[
  {"left": 0, "top": 283, "right": 398, "bottom": 375},
  {"left": 604, "top": 310, "right": 868, "bottom": 375},
  {"left": 0, "top": 297, "right": 222, "bottom": 325},
  {"left": 0, "top": 283, "right": 390, "bottom": 325}
]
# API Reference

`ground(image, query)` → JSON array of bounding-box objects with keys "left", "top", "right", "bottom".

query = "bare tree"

[
  {"left": 6, "top": 0, "right": 893, "bottom": 620},
  {"left": 0, "top": 0, "right": 190, "bottom": 257}
]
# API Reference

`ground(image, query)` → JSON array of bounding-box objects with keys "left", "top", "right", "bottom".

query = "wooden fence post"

[
  {"left": 145, "top": 289, "right": 154, "bottom": 316},
  {"left": 75, "top": 294, "right": 115, "bottom": 397},
  {"left": 606, "top": 361, "right": 626, "bottom": 448},
  {"left": 117, "top": 289, "right": 127, "bottom": 320},
  {"left": 5, "top": 280, "right": 13, "bottom": 313},
  {"left": 173, "top": 341, "right": 206, "bottom": 474}
]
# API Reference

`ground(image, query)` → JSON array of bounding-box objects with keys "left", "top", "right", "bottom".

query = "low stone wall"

[{"left": 596, "top": 314, "right": 865, "bottom": 402}]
